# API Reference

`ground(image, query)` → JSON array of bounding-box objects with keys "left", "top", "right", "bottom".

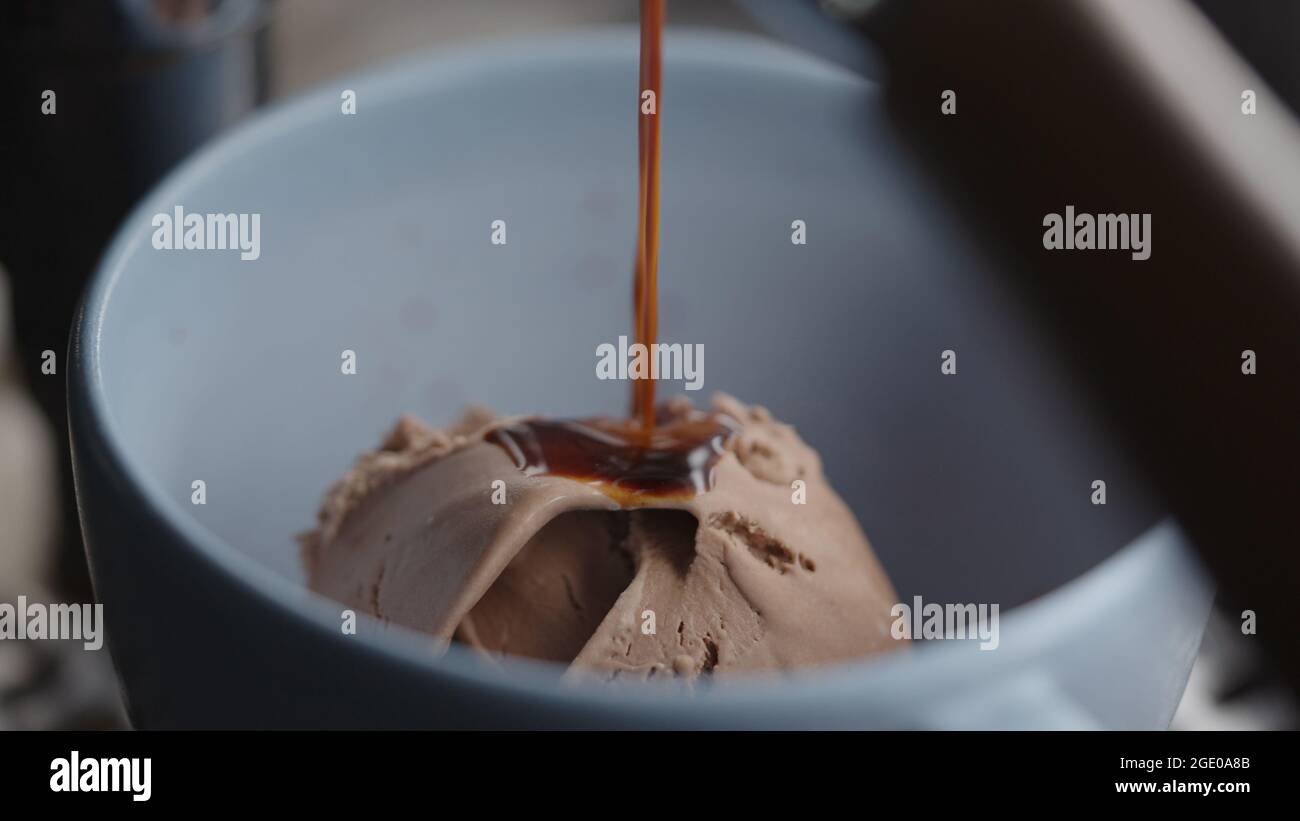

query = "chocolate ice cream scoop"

[{"left": 301, "top": 394, "right": 901, "bottom": 679}]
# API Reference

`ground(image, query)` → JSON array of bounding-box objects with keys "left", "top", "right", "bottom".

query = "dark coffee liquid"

[
  {"left": 488, "top": 1, "right": 730, "bottom": 504},
  {"left": 631, "top": 0, "right": 664, "bottom": 434},
  {"left": 486, "top": 413, "right": 735, "bottom": 506}
]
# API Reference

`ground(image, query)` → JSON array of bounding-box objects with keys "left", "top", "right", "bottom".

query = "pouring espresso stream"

[{"left": 485, "top": 0, "right": 732, "bottom": 504}]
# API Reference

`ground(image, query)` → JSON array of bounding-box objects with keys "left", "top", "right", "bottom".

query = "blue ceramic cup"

[{"left": 70, "top": 30, "right": 1211, "bottom": 728}]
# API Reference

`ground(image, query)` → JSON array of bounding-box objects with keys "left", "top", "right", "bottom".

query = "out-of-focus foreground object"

[
  {"left": 857, "top": 0, "right": 1300, "bottom": 693},
  {"left": 741, "top": 0, "right": 1300, "bottom": 697}
]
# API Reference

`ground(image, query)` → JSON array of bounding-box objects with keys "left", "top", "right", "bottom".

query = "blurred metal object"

[
  {"left": 0, "top": 0, "right": 275, "bottom": 597},
  {"left": 0, "top": 0, "right": 274, "bottom": 230}
]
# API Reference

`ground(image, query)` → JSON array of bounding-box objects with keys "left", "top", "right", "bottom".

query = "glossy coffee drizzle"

[
  {"left": 486, "top": 1, "right": 734, "bottom": 504},
  {"left": 486, "top": 412, "right": 736, "bottom": 507},
  {"left": 631, "top": 0, "right": 664, "bottom": 434}
]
